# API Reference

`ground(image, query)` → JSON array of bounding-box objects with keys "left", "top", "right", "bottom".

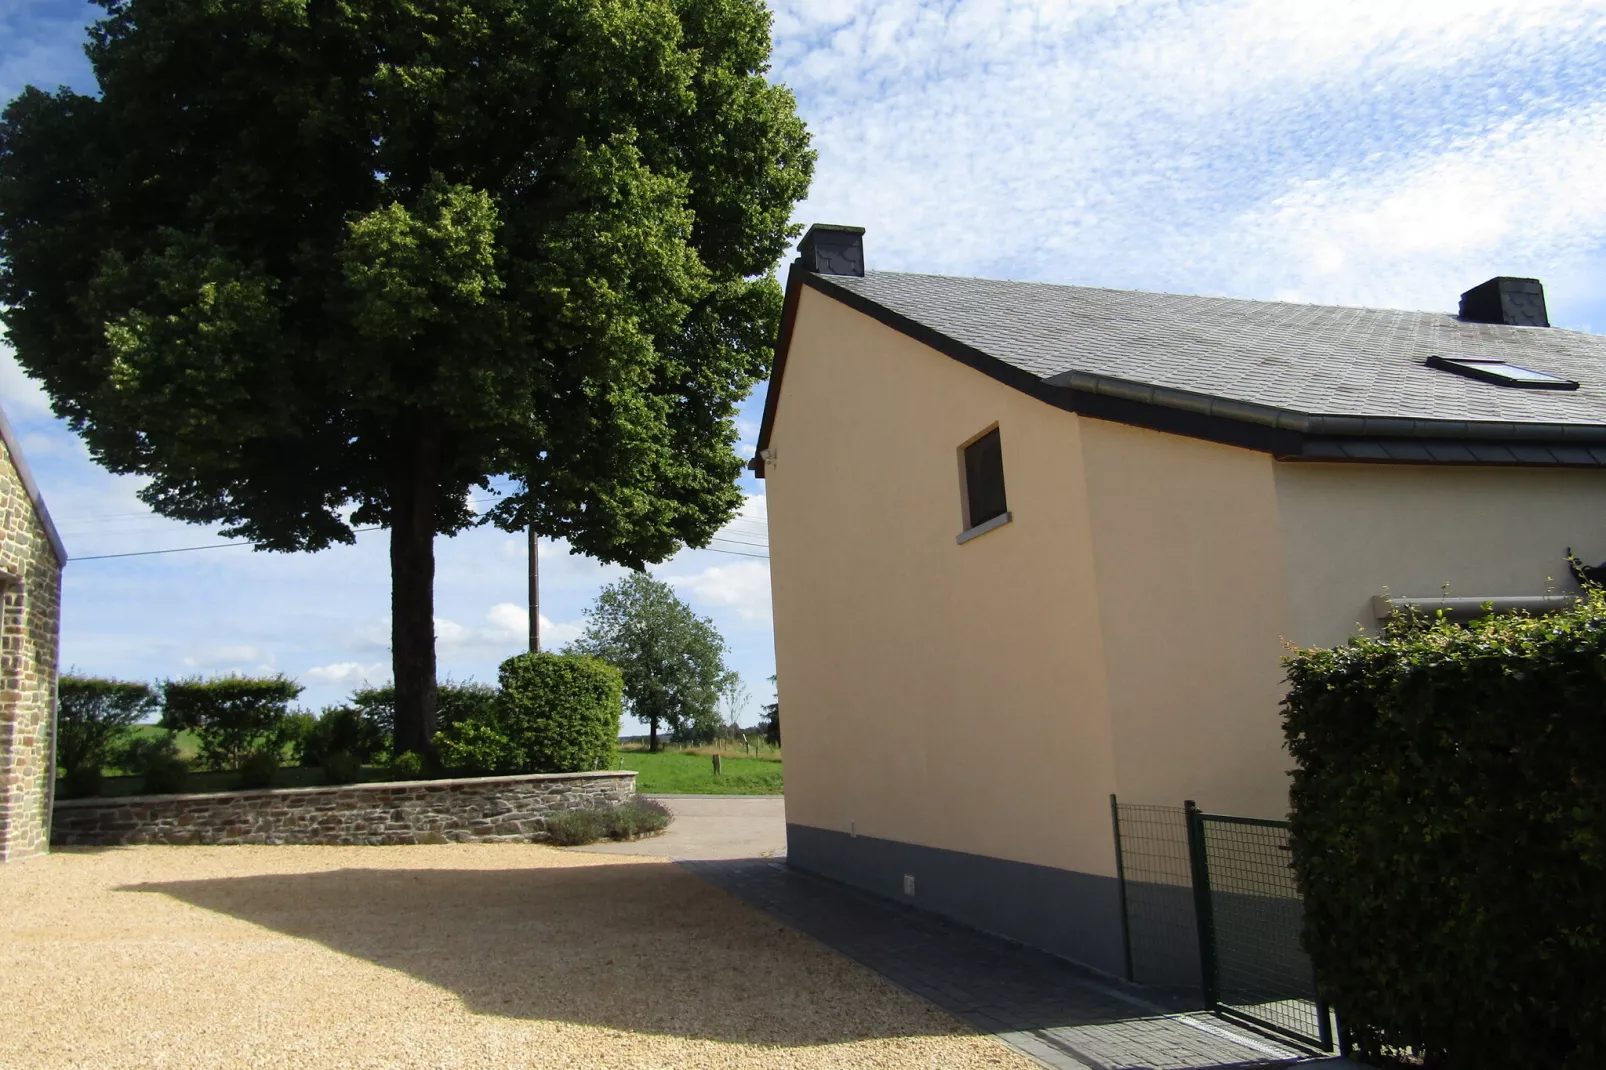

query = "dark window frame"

[
  {"left": 1425, "top": 355, "right": 1579, "bottom": 391},
  {"left": 959, "top": 425, "right": 1008, "bottom": 533}
]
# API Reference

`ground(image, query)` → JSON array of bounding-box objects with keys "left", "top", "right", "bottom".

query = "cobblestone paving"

[{"left": 684, "top": 859, "right": 1328, "bottom": 1070}]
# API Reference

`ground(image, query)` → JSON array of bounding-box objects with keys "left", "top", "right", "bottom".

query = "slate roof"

[{"left": 816, "top": 270, "right": 1606, "bottom": 429}]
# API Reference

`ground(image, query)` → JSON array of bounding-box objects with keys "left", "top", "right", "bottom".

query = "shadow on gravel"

[{"left": 121, "top": 858, "right": 961, "bottom": 1046}]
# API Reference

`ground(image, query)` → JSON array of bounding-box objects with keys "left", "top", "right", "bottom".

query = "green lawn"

[{"left": 618, "top": 750, "right": 783, "bottom": 795}]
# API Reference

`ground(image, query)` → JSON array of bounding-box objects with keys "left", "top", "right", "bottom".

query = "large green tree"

[
  {"left": 0, "top": 0, "right": 812, "bottom": 754},
  {"left": 569, "top": 571, "right": 725, "bottom": 751}
]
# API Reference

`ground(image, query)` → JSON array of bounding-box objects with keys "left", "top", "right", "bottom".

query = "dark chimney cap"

[
  {"left": 798, "top": 224, "right": 865, "bottom": 277},
  {"left": 1459, "top": 277, "right": 1549, "bottom": 327}
]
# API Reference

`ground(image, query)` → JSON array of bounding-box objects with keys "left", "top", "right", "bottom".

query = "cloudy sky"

[{"left": 5, "top": 0, "right": 1606, "bottom": 727}]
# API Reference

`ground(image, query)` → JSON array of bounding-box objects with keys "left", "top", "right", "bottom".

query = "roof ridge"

[{"left": 856, "top": 269, "right": 1597, "bottom": 335}]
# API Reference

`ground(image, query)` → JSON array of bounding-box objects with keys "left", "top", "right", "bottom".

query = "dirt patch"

[{"left": 0, "top": 844, "right": 1031, "bottom": 1069}]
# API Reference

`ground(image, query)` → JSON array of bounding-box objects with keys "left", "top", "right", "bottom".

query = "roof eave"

[
  {"left": 0, "top": 402, "right": 68, "bottom": 567},
  {"left": 753, "top": 270, "right": 1606, "bottom": 474}
]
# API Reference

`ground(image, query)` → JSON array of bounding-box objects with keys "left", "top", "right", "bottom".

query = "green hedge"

[
  {"left": 55, "top": 674, "right": 158, "bottom": 777},
  {"left": 1284, "top": 596, "right": 1606, "bottom": 1069},
  {"left": 496, "top": 652, "right": 622, "bottom": 774},
  {"left": 160, "top": 675, "right": 303, "bottom": 771}
]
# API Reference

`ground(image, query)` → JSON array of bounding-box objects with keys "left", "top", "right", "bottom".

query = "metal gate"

[{"left": 1183, "top": 801, "right": 1333, "bottom": 1052}]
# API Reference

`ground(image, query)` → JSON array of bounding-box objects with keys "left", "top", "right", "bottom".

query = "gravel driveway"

[{"left": 0, "top": 845, "right": 1031, "bottom": 1070}]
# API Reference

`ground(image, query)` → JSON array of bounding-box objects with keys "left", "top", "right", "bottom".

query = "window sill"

[
  {"left": 1370, "top": 594, "right": 1579, "bottom": 619},
  {"left": 956, "top": 511, "right": 1012, "bottom": 545}
]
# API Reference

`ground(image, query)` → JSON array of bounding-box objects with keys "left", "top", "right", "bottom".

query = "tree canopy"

[
  {"left": 0, "top": 0, "right": 813, "bottom": 754},
  {"left": 569, "top": 571, "right": 726, "bottom": 751}
]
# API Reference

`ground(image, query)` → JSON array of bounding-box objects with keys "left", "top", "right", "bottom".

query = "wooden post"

[
  {"left": 712, "top": 753, "right": 722, "bottom": 776},
  {"left": 527, "top": 525, "right": 539, "bottom": 653}
]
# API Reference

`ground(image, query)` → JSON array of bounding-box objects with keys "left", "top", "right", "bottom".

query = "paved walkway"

[
  {"left": 686, "top": 858, "right": 1357, "bottom": 1070},
  {"left": 570, "top": 793, "right": 787, "bottom": 860}
]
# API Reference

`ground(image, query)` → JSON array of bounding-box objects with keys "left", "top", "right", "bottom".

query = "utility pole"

[{"left": 527, "top": 525, "right": 539, "bottom": 653}]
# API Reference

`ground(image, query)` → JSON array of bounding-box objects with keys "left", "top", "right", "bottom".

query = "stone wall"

[
  {"left": 0, "top": 410, "right": 65, "bottom": 863},
  {"left": 51, "top": 770, "right": 638, "bottom": 846}
]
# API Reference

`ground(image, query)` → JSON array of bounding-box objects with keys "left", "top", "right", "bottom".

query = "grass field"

[{"left": 617, "top": 750, "right": 784, "bottom": 795}]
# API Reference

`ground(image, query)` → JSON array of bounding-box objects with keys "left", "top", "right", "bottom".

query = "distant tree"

[
  {"left": 55, "top": 674, "right": 158, "bottom": 773},
  {"left": 0, "top": 0, "right": 813, "bottom": 756},
  {"left": 718, "top": 672, "right": 750, "bottom": 736},
  {"left": 759, "top": 673, "right": 780, "bottom": 745},
  {"left": 570, "top": 572, "right": 727, "bottom": 752}
]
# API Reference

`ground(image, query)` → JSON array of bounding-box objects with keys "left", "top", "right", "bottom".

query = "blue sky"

[{"left": 5, "top": 0, "right": 1606, "bottom": 728}]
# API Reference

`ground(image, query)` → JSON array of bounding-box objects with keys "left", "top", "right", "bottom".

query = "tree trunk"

[
  {"left": 391, "top": 412, "right": 441, "bottom": 758},
  {"left": 649, "top": 716, "right": 659, "bottom": 754}
]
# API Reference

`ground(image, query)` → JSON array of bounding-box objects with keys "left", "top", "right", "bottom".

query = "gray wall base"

[{"left": 787, "top": 822, "right": 1127, "bottom": 977}]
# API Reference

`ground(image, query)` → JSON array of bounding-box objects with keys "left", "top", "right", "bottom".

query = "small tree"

[
  {"left": 569, "top": 572, "right": 727, "bottom": 752},
  {"left": 758, "top": 671, "right": 777, "bottom": 745},
  {"left": 55, "top": 674, "right": 158, "bottom": 774},
  {"left": 161, "top": 675, "right": 302, "bottom": 771},
  {"left": 718, "top": 672, "right": 750, "bottom": 738}
]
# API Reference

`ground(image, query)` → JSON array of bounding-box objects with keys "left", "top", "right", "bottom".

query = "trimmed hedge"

[
  {"left": 497, "top": 652, "right": 622, "bottom": 774},
  {"left": 55, "top": 674, "right": 158, "bottom": 779},
  {"left": 160, "top": 675, "right": 303, "bottom": 771},
  {"left": 1284, "top": 596, "right": 1606, "bottom": 1069}
]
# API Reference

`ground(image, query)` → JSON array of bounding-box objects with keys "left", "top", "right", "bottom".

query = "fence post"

[
  {"left": 1184, "top": 799, "right": 1219, "bottom": 1009},
  {"left": 1110, "top": 793, "right": 1135, "bottom": 982}
]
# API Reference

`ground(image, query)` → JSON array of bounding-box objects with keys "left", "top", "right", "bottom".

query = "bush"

[
  {"left": 161, "top": 675, "right": 302, "bottom": 771},
  {"left": 343, "top": 679, "right": 492, "bottom": 753},
  {"left": 497, "top": 652, "right": 622, "bottom": 773},
  {"left": 321, "top": 750, "right": 362, "bottom": 785},
  {"left": 294, "top": 705, "right": 386, "bottom": 767},
  {"left": 388, "top": 750, "right": 426, "bottom": 780},
  {"left": 121, "top": 734, "right": 189, "bottom": 795},
  {"left": 56, "top": 674, "right": 158, "bottom": 774},
  {"left": 543, "top": 796, "right": 673, "bottom": 846},
  {"left": 435, "top": 719, "right": 519, "bottom": 776},
  {"left": 60, "top": 764, "right": 102, "bottom": 799},
  {"left": 438, "top": 679, "right": 498, "bottom": 730},
  {"left": 237, "top": 746, "right": 280, "bottom": 789},
  {"left": 1284, "top": 595, "right": 1606, "bottom": 1070},
  {"left": 607, "top": 794, "right": 672, "bottom": 839}
]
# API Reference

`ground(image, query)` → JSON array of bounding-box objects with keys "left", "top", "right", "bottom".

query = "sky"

[{"left": 4, "top": 0, "right": 1606, "bottom": 729}]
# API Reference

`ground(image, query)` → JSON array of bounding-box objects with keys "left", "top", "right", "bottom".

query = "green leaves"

[
  {"left": 1284, "top": 592, "right": 1606, "bottom": 1067},
  {"left": 342, "top": 178, "right": 503, "bottom": 348},
  {"left": 569, "top": 571, "right": 727, "bottom": 745}
]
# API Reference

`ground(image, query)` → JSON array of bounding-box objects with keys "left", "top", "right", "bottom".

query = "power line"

[{"left": 72, "top": 528, "right": 768, "bottom": 562}]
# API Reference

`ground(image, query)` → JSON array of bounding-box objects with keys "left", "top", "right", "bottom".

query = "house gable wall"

[
  {"left": 0, "top": 430, "right": 62, "bottom": 862},
  {"left": 767, "top": 284, "right": 1118, "bottom": 878},
  {"left": 1078, "top": 420, "right": 1294, "bottom": 819},
  {"left": 1275, "top": 463, "right": 1606, "bottom": 650}
]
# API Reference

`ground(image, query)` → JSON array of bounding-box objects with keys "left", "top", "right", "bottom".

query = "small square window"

[
  {"left": 1426, "top": 355, "right": 1579, "bottom": 390},
  {"left": 961, "top": 427, "right": 1008, "bottom": 530}
]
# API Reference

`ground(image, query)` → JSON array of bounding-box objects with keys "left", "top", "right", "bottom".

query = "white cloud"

[
  {"left": 434, "top": 603, "right": 585, "bottom": 652},
  {"left": 0, "top": 344, "right": 53, "bottom": 418},
  {"left": 304, "top": 661, "right": 390, "bottom": 688},
  {"left": 665, "top": 560, "right": 773, "bottom": 624}
]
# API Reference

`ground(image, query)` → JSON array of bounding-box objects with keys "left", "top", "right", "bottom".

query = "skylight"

[{"left": 1425, "top": 355, "right": 1579, "bottom": 391}]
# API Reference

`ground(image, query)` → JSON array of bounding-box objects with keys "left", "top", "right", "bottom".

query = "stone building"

[{"left": 0, "top": 401, "right": 65, "bottom": 862}]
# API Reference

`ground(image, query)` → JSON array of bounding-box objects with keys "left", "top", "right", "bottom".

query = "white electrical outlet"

[{"left": 903, "top": 874, "right": 916, "bottom": 896}]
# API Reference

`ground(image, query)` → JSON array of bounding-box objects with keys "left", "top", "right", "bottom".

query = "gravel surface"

[{"left": 0, "top": 845, "right": 1033, "bottom": 1069}]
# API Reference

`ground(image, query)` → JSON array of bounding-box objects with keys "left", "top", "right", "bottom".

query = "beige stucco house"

[
  {"left": 753, "top": 224, "right": 1606, "bottom": 975},
  {"left": 0, "top": 401, "right": 65, "bottom": 862}
]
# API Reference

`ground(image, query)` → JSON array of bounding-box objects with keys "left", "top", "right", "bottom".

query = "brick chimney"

[
  {"left": 797, "top": 224, "right": 865, "bottom": 277},
  {"left": 1459, "top": 277, "right": 1549, "bottom": 327}
]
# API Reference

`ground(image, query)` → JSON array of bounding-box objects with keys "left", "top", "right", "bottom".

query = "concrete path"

[
  {"left": 687, "top": 858, "right": 1359, "bottom": 1070},
  {"left": 572, "top": 793, "right": 786, "bottom": 860}
]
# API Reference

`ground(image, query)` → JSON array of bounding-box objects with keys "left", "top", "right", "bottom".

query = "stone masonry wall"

[
  {"left": 0, "top": 430, "right": 63, "bottom": 863},
  {"left": 51, "top": 770, "right": 638, "bottom": 846}
]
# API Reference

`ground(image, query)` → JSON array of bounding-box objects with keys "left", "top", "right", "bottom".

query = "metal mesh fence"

[
  {"left": 1111, "top": 800, "right": 1201, "bottom": 990},
  {"left": 1192, "top": 812, "right": 1331, "bottom": 1050}
]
